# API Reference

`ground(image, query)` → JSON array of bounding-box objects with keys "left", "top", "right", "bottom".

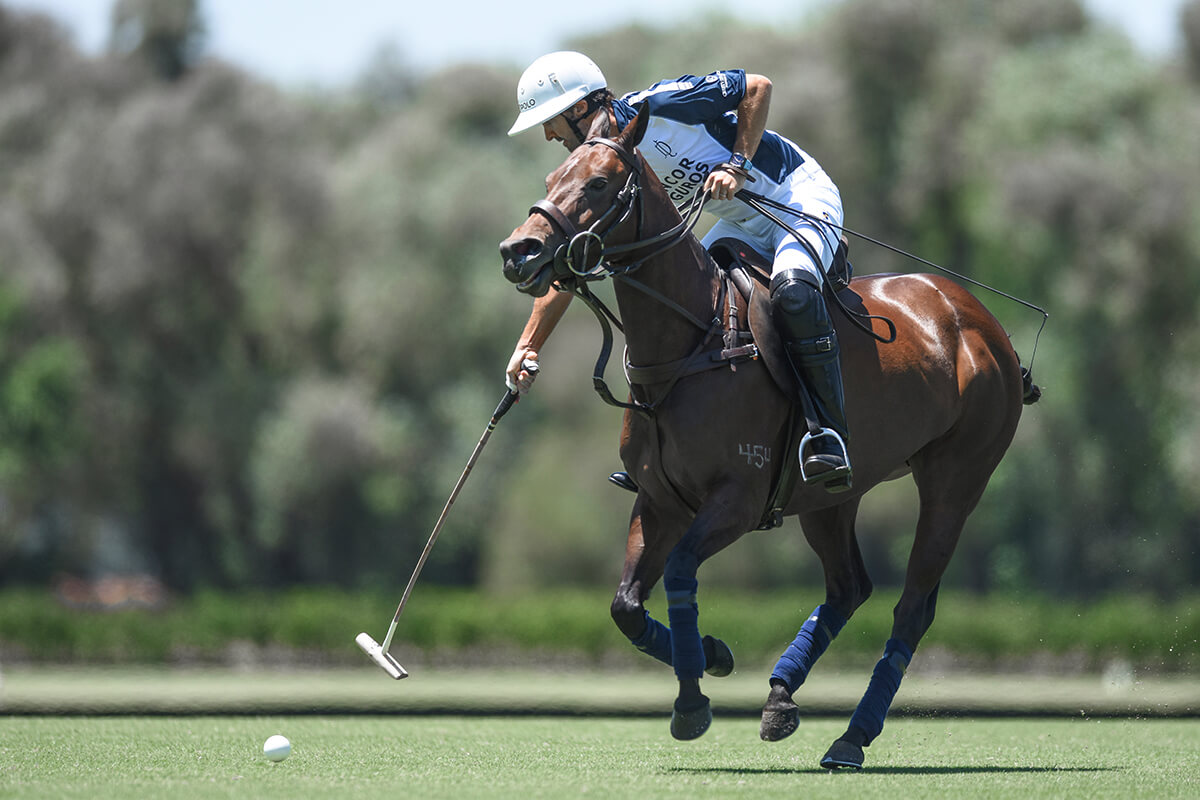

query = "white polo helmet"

[{"left": 508, "top": 51, "right": 607, "bottom": 136}]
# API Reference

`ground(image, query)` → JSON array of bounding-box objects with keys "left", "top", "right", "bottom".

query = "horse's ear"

[
  {"left": 615, "top": 104, "right": 650, "bottom": 151},
  {"left": 585, "top": 107, "right": 612, "bottom": 140}
]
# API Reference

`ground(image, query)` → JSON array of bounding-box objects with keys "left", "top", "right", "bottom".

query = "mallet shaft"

[{"left": 378, "top": 367, "right": 535, "bottom": 654}]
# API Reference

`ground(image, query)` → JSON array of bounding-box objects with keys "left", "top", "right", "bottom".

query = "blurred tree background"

[{"left": 0, "top": 0, "right": 1197, "bottom": 601}]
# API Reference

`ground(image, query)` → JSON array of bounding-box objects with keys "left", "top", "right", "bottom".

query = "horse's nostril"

[
  {"left": 501, "top": 238, "right": 524, "bottom": 260},
  {"left": 517, "top": 239, "right": 541, "bottom": 259},
  {"left": 502, "top": 238, "right": 544, "bottom": 264}
]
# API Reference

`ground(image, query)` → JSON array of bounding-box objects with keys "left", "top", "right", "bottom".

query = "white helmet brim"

[
  {"left": 508, "top": 51, "right": 607, "bottom": 136},
  {"left": 507, "top": 87, "right": 589, "bottom": 135}
]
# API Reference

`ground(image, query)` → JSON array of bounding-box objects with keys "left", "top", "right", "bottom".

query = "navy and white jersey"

[{"left": 611, "top": 69, "right": 818, "bottom": 223}]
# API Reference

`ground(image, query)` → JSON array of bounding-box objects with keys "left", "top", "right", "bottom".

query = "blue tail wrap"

[
  {"left": 848, "top": 638, "right": 913, "bottom": 744},
  {"left": 770, "top": 604, "right": 848, "bottom": 693}
]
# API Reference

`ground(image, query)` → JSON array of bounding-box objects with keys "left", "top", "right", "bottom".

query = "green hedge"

[{"left": 0, "top": 587, "right": 1195, "bottom": 671}]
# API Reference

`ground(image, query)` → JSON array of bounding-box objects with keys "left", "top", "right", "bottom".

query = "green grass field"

[
  {"left": 2, "top": 715, "right": 1197, "bottom": 799},
  {"left": 2, "top": 667, "right": 1198, "bottom": 798}
]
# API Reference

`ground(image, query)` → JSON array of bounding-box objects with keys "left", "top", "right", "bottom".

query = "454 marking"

[{"left": 739, "top": 444, "right": 771, "bottom": 469}]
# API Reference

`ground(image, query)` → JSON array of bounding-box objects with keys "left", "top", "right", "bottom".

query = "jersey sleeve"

[{"left": 622, "top": 70, "right": 747, "bottom": 125}]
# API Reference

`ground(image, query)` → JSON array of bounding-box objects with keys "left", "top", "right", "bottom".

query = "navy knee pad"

[{"left": 769, "top": 269, "right": 835, "bottom": 350}]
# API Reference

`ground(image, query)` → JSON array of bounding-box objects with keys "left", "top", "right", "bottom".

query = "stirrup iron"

[{"left": 798, "top": 429, "right": 852, "bottom": 486}]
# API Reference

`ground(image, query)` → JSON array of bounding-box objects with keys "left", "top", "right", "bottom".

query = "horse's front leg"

[
  {"left": 611, "top": 495, "right": 674, "bottom": 660},
  {"left": 610, "top": 495, "right": 735, "bottom": 676},
  {"left": 661, "top": 489, "right": 750, "bottom": 741}
]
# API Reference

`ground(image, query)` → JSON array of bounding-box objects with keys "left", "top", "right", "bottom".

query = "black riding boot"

[{"left": 769, "top": 269, "right": 852, "bottom": 491}]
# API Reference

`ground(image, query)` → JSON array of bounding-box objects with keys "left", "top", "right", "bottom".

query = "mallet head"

[{"left": 355, "top": 632, "right": 408, "bottom": 679}]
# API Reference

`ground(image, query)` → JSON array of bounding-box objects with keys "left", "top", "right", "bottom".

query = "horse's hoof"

[
  {"left": 820, "top": 737, "right": 865, "bottom": 770},
  {"left": 702, "top": 635, "right": 734, "bottom": 677},
  {"left": 670, "top": 694, "right": 712, "bottom": 740},
  {"left": 759, "top": 683, "right": 799, "bottom": 741}
]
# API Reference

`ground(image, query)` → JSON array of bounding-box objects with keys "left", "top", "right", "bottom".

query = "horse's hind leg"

[
  {"left": 761, "top": 498, "right": 872, "bottom": 742},
  {"left": 822, "top": 451, "right": 999, "bottom": 770}
]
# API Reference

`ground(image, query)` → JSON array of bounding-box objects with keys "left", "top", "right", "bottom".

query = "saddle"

[
  {"left": 709, "top": 235, "right": 854, "bottom": 291},
  {"left": 706, "top": 236, "right": 853, "bottom": 400},
  {"left": 615, "top": 238, "right": 857, "bottom": 528},
  {"left": 706, "top": 237, "right": 855, "bottom": 527}
]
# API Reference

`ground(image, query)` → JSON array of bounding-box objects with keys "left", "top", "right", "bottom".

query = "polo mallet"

[{"left": 356, "top": 361, "right": 538, "bottom": 679}]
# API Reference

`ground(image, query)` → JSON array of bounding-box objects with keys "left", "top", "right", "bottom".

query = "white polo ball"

[{"left": 263, "top": 734, "right": 291, "bottom": 762}]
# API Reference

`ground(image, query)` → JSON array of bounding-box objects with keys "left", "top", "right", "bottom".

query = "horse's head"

[{"left": 500, "top": 106, "right": 651, "bottom": 296}]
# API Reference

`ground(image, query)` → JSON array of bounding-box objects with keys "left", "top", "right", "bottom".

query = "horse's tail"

[{"left": 1021, "top": 366, "right": 1042, "bottom": 405}]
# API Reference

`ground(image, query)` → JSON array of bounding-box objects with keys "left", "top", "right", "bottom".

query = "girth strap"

[
  {"left": 625, "top": 343, "right": 758, "bottom": 385},
  {"left": 756, "top": 401, "right": 806, "bottom": 530}
]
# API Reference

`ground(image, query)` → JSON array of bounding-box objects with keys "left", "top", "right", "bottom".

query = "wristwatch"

[{"left": 729, "top": 152, "right": 753, "bottom": 171}]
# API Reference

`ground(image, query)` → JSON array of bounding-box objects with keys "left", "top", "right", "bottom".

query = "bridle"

[
  {"left": 528, "top": 137, "right": 708, "bottom": 281},
  {"left": 524, "top": 137, "right": 722, "bottom": 415}
]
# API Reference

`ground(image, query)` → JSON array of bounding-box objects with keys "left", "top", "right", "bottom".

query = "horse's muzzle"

[{"left": 500, "top": 235, "right": 556, "bottom": 296}]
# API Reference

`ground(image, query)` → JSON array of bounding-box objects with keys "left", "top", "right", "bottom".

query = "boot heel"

[{"left": 821, "top": 473, "right": 854, "bottom": 493}]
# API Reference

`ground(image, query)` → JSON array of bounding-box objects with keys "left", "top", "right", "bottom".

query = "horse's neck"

[{"left": 613, "top": 234, "right": 721, "bottom": 367}]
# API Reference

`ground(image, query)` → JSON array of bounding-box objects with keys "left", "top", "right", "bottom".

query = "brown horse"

[{"left": 499, "top": 106, "right": 1033, "bottom": 769}]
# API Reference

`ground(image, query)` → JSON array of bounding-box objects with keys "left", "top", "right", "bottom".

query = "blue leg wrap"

[
  {"left": 664, "top": 550, "right": 703, "bottom": 681},
  {"left": 848, "top": 638, "right": 913, "bottom": 745},
  {"left": 629, "top": 611, "right": 673, "bottom": 666},
  {"left": 770, "top": 604, "right": 848, "bottom": 693}
]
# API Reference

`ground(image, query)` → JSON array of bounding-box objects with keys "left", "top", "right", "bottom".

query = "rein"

[
  {"left": 529, "top": 137, "right": 724, "bottom": 415},
  {"left": 734, "top": 190, "right": 898, "bottom": 344},
  {"left": 573, "top": 280, "right": 728, "bottom": 415},
  {"left": 530, "top": 138, "right": 710, "bottom": 281},
  {"left": 736, "top": 189, "right": 1050, "bottom": 371}
]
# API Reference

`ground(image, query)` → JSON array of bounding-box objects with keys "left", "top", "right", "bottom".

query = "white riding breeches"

[{"left": 700, "top": 155, "right": 844, "bottom": 285}]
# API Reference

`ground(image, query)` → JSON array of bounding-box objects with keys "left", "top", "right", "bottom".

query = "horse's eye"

[{"left": 587, "top": 178, "right": 609, "bottom": 192}]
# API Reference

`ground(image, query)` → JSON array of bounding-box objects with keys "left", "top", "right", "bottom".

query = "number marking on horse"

[{"left": 739, "top": 444, "right": 771, "bottom": 469}]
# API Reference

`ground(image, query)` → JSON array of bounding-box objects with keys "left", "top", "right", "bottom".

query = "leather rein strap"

[{"left": 528, "top": 136, "right": 732, "bottom": 416}]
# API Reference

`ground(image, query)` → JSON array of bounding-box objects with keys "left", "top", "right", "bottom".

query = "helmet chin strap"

[
  {"left": 564, "top": 97, "right": 613, "bottom": 149},
  {"left": 565, "top": 113, "right": 589, "bottom": 148}
]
